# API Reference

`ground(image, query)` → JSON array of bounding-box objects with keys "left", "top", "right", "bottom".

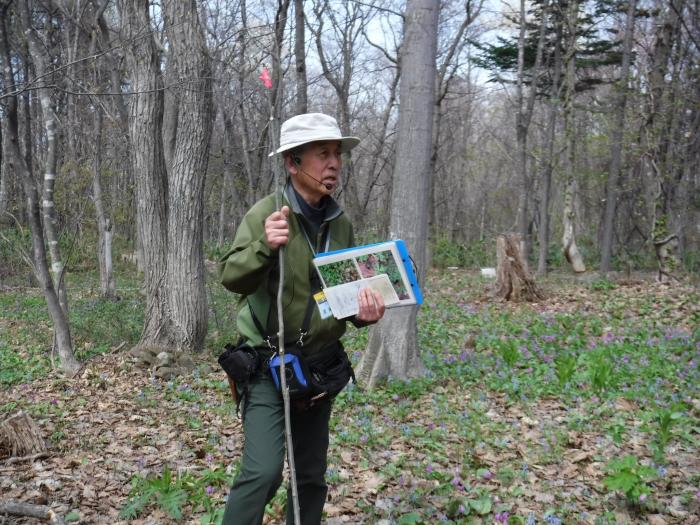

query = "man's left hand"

[{"left": 356, "top": 288, "right": 386, "bottom": 323}]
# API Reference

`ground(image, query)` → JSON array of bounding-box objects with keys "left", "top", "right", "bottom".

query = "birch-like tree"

[
  {"left": 0, "top": 1, "right": 80, "bottom": 375},
  {"left": 20, "top": 1, "right": 70, "bottom": 313}
]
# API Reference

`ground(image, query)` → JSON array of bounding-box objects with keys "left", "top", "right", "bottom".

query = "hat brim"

[{"left": 268, "top": 136, "right": 361, "bottom": 157}]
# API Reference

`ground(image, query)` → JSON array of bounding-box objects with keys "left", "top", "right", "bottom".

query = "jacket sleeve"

[{"left": 218, "top": 206, "right": 277, "bottom": 295}]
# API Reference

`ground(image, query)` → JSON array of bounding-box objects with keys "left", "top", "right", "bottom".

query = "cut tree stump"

[
  {"left": 0, "top": 412, "right": 47, "bottom": 459},
  {"left": 495, "top": 234, "right": 544, "bottom": 301},
  {"left": 654, "top": 234, "right": 680, "bottom": 282},
  {"left": 0, "top": 501, "right": 66, "bottom": 525}
]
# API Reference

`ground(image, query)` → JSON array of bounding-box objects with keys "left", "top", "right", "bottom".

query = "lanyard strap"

[{"left": 248, "top": 212, "right": 329, "bottom": 349}]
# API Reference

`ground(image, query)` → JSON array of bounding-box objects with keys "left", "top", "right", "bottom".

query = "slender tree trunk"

[
  {"left": 92, "top": 109, "right": 116, "bottom": 298},
  {"left": 163, "top": 0, "right": 214, "bottom": 352},
  {"left": 21, "top": 2, "right": 70, "bottom": 313},
  {"left": 515, "top": 0, "right": 529, "bottom": 260},
  {"left": 19, "top": 58, "right": 32, "bottom": 225},
  {"left": 294, "top": 0, "right": 308, "bottom": 114},
  {"left": 536, "top": 12, "right": 563, "bottom": 276},
  {"left": 0, "top": 6, "right": 80, "bottom": 375},
  {"left": 647, "top": 1, "right": 683, "bottom": 281},
  {"left": 0, "top": 119, "right": 7, "bottom": 221},
  {"left": 560, "top": 0, "right": 586, "bottom": 273},
  {"left": 357, "top": 0, "right": 438, "bottom": 388},
  {"left": 600, "top": 0, "right": 637, "bottom": 274},
  {"left": 515, "top": 0, "right": 548, "bottom": 266}
]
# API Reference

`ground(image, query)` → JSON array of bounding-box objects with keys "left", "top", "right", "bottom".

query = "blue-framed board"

[{"left": 312, "top": 240, "right": 423, "bottom": 318}]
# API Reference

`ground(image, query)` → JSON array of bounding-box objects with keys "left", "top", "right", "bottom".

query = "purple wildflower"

[
  {"left": 482, "top": 469, "right": 493, "bottom": 480},
  {"left": 494, "top": 511, "right": 509, "bottom": 524},
  {"left": 206, "top": 485, "right": 215, "bottom": 495}
]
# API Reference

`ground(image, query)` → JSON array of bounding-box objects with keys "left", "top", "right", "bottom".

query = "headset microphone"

[{"left": 293, "top": 156, "right": 333, "bottom": 191}]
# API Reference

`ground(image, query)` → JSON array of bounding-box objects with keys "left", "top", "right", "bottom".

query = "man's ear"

[{"left": 284, "top": 154, "right": 297, "bottom": 173}]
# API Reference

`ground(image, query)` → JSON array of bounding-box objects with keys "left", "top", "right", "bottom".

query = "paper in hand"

[{"left": 323, "top": 274, "right": 400, "bottom": 319}]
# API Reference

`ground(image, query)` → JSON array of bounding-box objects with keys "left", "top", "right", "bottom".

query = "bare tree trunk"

[
  {"left": 92, "top": 109, "right": 116, "bottom": 298},
  {"left": 231, "top": 0, "right": 258, "bottom": 208},
  {"left": 600, "top": 0, "right": 637, "bottom": 274},
  {"left": 294, "top": 0, "right": 308, "bottom": 114},
  {"left": 119, "top": 0, "right": 170, "bottom": 347},
  {"left": 515, "top": 0, "right": 548, "bottom": 265},
  {"left": 0, "top": 7, "right": 80, "bottom": 375},
  {"left": 560, "top": 0, "right": 586, "bottom": 273},
  {"left": 163, "top": 0, "right": 214, "bottom": 352},
  {"left": 646, "top": 1, "right": 683, "bottom": 282},
  {"left": 21, "top": 2, "right": 70, "bottom": 313},
  {"left": 536, "top": 12, "right": 563, "bottom": 276},
  {"left": 0, "top": 119, "right": 6, "bottom": 220},
  {"left": 357, "top": 0, "right": 438, "bottom": 388}
]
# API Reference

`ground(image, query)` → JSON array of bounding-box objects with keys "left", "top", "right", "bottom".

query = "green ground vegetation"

[{"left": 1, "top": 265, "right": 699, "bottom": 524}]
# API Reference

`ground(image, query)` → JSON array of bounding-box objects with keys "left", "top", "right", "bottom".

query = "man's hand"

[
  {"left": 264, "top": 206, "right": 290, "bottom": 249},
  {"left": 356, "top": 288, "right": 385, "bottom": 323}
]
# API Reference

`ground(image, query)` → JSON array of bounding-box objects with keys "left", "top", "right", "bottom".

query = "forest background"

[{"left": 1, "top": 0, "right": 699, "bottom": 524}]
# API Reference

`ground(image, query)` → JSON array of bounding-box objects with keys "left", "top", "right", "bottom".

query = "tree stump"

[
  {"left": 0, "top": 412, "right": 47, "bottom": 459},
  {"left": 495, "top": 234, "right": 544, "bottom": 301}
]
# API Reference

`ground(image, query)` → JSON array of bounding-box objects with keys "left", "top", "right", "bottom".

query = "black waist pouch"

[
  {"left": 218, "top": 341, "right": 261, "bottom": 384},
  {"left": 305, "top": 342, "right": 355, "bottom": 400}
]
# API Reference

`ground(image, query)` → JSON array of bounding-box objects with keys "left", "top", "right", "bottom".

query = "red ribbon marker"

[{"left": 259, "top": 68, "right": 272, "bottom": 89}]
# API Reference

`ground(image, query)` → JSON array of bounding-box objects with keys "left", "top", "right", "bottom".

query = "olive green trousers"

[{"left": 222, "top": 375, "right": 333, "bottom": 525}]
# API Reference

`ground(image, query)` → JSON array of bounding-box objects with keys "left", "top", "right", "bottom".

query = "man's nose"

[{"left": 328, "top": 153, "right": 341, "bottom": 169}]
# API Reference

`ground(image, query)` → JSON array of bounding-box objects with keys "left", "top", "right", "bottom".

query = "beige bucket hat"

[{"left": 271, "top": 113, "right": 360, "bottom": 156}]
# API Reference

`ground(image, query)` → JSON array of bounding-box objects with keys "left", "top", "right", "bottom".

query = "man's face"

[{"left": 288, "top": 140, "right": 343, "bottom": 205}]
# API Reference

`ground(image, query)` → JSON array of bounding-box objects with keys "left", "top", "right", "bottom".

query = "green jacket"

[{"left": 219, "top": 184, "right": 357, "bottom": 356}]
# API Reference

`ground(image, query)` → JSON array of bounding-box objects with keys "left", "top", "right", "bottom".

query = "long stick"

[{"left": 267, "top": 103, "right": 302, "bottom": 525}]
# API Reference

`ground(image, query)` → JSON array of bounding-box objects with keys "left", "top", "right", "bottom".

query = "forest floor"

[{"left": 1, "top": 268, "right": 699, "bottom": 525}]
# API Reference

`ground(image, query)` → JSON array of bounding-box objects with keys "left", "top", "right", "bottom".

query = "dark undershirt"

[{"left": 292, "top": 184, "right": 328, "bottom": 240}]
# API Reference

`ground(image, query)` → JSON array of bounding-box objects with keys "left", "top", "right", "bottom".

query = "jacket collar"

[{"left": 284, "top": 180, "right": 343, "bottom": 223}]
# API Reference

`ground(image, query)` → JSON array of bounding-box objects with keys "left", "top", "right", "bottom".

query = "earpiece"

[{"left": 293, "top": 156, "right": 302, "bottom": 165}]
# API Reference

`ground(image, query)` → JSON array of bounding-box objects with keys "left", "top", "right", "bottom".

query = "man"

[{"left": 219, "top": 113, "right": 385, "bottom": 524}]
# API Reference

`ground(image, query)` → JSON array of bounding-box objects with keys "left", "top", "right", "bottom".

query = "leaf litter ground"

[{"left": 1, "top": 270, "right": 699, "bottom": 524}]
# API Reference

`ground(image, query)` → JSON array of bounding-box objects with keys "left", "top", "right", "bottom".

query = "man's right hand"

[{"left": 264, "top": 206, "right": 290, "bottom": 249}]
